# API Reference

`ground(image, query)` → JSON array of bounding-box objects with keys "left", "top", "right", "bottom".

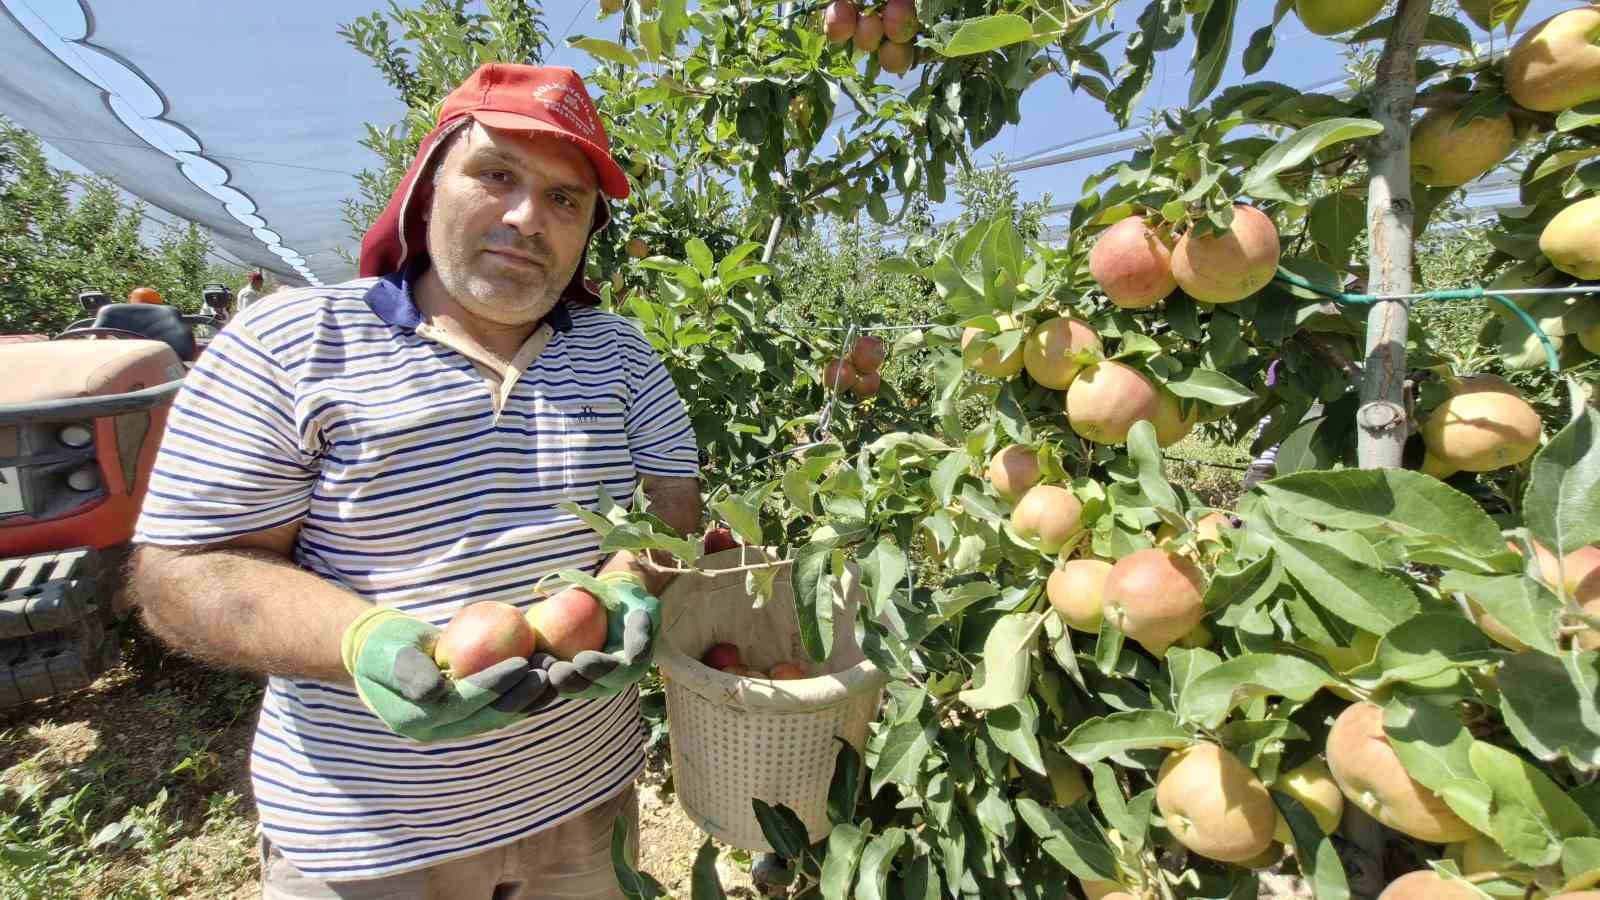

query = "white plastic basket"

[{"left": 655, "top": 546, "right": 887, "bottom": 851}]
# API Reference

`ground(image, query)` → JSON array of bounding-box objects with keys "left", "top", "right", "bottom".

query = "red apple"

[
  {"left": 701, "top": 642, "right": 743, "bottom": 670},
  {"left": 704, "top": 526, "right": 739, "bottom": 554},
  {"left": 527, "top": 588, "right": 608, "bottom": 660},
  {"left": 851, "top": 370, "right": 881, "bottom": 399},
  {"left": 822, "top": 358, "right": 859, "bottom": 393},
  {"left": 823, "top": 0, "right": 857, "bottom": 43},
  {"left": 849, "top": 335, "right": 887, "bottom": 373},
  {"left": 433, "top": 601, "right": 537, "bottom": 678}
]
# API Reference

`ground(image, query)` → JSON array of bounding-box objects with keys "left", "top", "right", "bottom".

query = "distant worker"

[
  {"left": 127, "top": 286, "right": 163, "bottom": 304},
  {"left": 236, "top": 271, "right": 264, "bottom": 311}
]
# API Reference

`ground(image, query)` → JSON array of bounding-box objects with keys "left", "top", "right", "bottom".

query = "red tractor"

[{"left": 0, "top": 287, "right": 220, "bottom": 707}]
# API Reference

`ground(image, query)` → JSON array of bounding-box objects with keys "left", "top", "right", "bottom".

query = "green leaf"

[
  {"left": 1349, "top": 14, "right": 1474, "bottom": 49},
  {"left": 1382, "top": 698, "right": 1479, "bottom": 798},
  {"left": 1559, "top": 102, "right": 1600, "bottom": 133},
  {"left": 1564, "top": 837, "right": 1600, "bottom": 887},
  {"left": 1499, "top": 651, "right": 1600, "bottom": 771},
  {"left": 1188, "top": 0, "right": 1238, "bottom": 107},
  {"left": 855, "top": 828, "right": 908, "bottom": 900},
  {"left": 753, "top": 799, "right": 812, "bottom": 860},
  {"left": 1532, "top": 147, "right": 1600, "bottom": 183},
  {"left": 988, "top": 701, "right": 1047, "bottom": 776},
  {"left": 567, "top": 36, "right": 639, "bottom": 67},
  {"left": 1257, "top": 468, "right": 1504, "bottom": 556},
  {"left": 559, "top": 501, "right": 617, "bottom": 540},
  {"left": 934, "top": 14, "right": 1035, "bottom": 56},
  {"left": 691, "top": 837, "right": 727, "bottom": 900},
  {"left": 859, "top": 540, "right": 907, "bottom": 621},
  {"left": 1470, "top": 741, "right": 1597, "bottom": 867},
  {"left": 1164, "top": 368, "right": 1256, "bottom": 407},
  {"left": 1274, "top": 535, "right": 1419, "bottom": 634},
  {"left": 1208, "top": 553, "right": 1281, "bottom": 618},
  {"left": 1167, "top": 646, "right": 1223, "bottom": 713},
  {"left": 1063, "top": 710, "right": 1193, "bottom": 763},
  {"left": 899, "top": 854, "right": 940, "bottom": 900},
  {"left": 1241, "top": 118, "right": 1383, "bottom": 198},
  {"left": 600, "top": 522, "right": 700, "bottom": 567},
  {"left": 872, "top": 719, "right": 936, "bottom": 794},
  {"left": 1274, "top": 792, "right": 1350, "bottom": 900},
  {"left": 1096, "top": 764, "right": 1155, "bottom": 855},
  {"left": 792, "top": 540, "right": 836, "bottom": 662},
  {"left": 1217, "top": 718, "right": 1309, "bottom": 753},
  {"left": 712, "top": 490, "right": 767, "bottom": 549},
  {"left": 1127, "top": 420, "right": 1179, "bottom": 511},
  {"left": 959, "top": 613, "right": 1041, "bottom": 711},
  {"left": 1177, "top": 653, "right": 1334, "bottom": 728},
  {"left": 614, "top": 817, "right": 668, "bottom": 899},
  {"left": 819, "top": 823, "right": 867, "bottom": 899},
  {"left": 980, "top": 216, "right": 1025, "bottom": 283},
  {"left": 1524, "top": 408, "right": 1600, "bottom": 556},
  {"left": 1439, "top": 571, "right": 1562, "bottom": 655},
  {"left": 976, "top": 786, "right": 1017, "bottom": 844},
  {"left": 1015, "top": 799, "right": 1120, "bottom": 881},
  {"left": 1362, "top": 614, "right": 1498, "bottom": 687},
  {"left": 1242, "top": 24, "right": 1275, "bottom": 75},
  {"left": 684, "top": 237, "right": 715, "bottom": 279},
  {"left": 1274, "top": 414, "right": 1355, "bottom": 476},
  {"left": 716, "top": 241, "right": 762, "bottom": 279},
  {"left": 1308, "top": 192, "right": 1366, "bottom": 266},
  {"left": 828, "top": 739, "right": 864, "bottom": 825}
]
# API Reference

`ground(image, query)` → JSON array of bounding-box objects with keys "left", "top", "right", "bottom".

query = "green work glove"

[
  {"left": 340, "top": 606, "right": 555, "bottom": 742},
  {"left": 542, "top": 570, "right": 661, "bottom": 701}
]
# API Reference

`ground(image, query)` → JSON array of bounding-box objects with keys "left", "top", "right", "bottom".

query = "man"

[
  {"left": 236, "top": 270, "right": 264, "bottom": 310},
  {"left": 130, "top": 64, "right": 701, "bottom": 898}
]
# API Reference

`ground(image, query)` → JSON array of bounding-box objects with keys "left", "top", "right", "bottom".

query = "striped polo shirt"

[{"left": 133, "top": 269, "right": 698, "bottom": 880}]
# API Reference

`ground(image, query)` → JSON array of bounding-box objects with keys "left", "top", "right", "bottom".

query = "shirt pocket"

[{"left": 545, "top": 397, "right": 632, "bottom": 497}]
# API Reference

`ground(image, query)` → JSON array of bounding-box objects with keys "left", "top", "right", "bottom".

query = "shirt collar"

[{"left": 361, "top": 261, "right": 573, "bottom": 334}]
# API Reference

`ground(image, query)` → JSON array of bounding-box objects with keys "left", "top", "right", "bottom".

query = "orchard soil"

[{"left": 0, "top": 639, "right": 760, "bottom": 899}]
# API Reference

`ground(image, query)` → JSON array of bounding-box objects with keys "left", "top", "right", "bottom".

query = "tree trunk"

[{"left": 1357, "top": 0, "right": 1430, "bottom": 470}]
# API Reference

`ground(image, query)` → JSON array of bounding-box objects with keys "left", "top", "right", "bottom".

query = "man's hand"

[
  {"left": 541, "top": 570, "right": 660, "bottom": 700},
  {"left": 341, "top": 607, "right": 555, "bottom": 741}
]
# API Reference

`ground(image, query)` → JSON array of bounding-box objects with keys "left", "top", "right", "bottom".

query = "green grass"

[
  {"left": 1162, "top": 428, "right": 1256, "bottom": 510},
  {"left": 0, "top": 636, "right": 262, "bottom": 900}
]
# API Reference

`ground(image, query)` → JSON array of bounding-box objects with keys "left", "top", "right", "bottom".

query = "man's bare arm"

[
  {"left": 599, "top": 474, "right": 702, "bottom": 595},
  {"left": 130, "top": 522, "right": 371, "bottom": 682}
]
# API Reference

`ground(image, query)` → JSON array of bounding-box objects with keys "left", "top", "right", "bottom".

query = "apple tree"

[{"left": 346, "top": 1, "right": 1600, "bottom": 898}]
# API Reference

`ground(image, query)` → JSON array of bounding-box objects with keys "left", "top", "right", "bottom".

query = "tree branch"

[{"left": 1356, "top": 0, "right": 1430, "bottom": 471}]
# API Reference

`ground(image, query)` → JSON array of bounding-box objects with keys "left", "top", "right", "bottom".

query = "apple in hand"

[
  {"left": 527, "top": 588, "right": 608, "bottom": 660},
  {"left": 433, "top": 601, "right": 537, "bottom": 678}
]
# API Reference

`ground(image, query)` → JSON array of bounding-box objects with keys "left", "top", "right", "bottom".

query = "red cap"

[
  {"left": 440, "top": 65, "right": 628, "bottom": 200},
  {"left": 358, "top": 64, "right": 625, "bottom": 303}
]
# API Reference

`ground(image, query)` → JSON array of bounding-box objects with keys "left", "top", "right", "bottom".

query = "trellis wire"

[{"left": 1273, "top": 269, "right": 1598, "bottom": 374}]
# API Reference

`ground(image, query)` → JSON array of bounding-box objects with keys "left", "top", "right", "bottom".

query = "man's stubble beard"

[{"left": 429, "top": 232, "right": 583, "bottom": 328}]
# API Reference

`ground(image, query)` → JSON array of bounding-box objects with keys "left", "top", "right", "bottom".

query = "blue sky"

[{"left": 8, "top": 0, "right": 1574, "bottom": 280}]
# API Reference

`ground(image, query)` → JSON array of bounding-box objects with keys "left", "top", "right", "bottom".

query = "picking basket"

[{"left": 655, "top": 546, "right": 887, "bottom": 851}]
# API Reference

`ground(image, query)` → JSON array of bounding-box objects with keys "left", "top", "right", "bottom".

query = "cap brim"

[{"left": 471, "top": 110, "right": 630, "bottom": 201}]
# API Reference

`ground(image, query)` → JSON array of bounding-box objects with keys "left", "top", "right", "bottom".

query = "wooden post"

[{"left": 1357, "top": 0, "right": 1431, "bottom": 469}]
